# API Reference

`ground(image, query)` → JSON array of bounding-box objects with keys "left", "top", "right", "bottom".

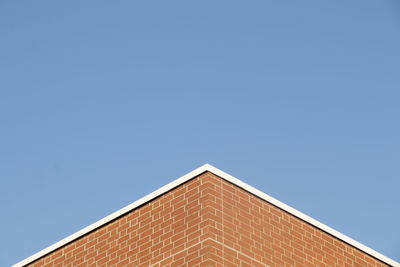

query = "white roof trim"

[{"left": 13, "top": 164, "right": 399, "bottom": 267}]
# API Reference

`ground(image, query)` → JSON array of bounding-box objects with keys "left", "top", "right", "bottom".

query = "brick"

[{"left": 24, "top": 172, "right": 390, "bottom": 267}]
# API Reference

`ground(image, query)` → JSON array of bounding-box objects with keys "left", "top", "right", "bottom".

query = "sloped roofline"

[{"left": 14, "top": 164, "right": 399, "bottom": 267}]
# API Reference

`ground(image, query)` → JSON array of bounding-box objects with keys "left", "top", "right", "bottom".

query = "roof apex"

[{"left": 13, "top": 164, "right": 399, "bottom": 267}]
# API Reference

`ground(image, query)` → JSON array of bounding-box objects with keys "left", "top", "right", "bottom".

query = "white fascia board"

[
  {"left": 13, "top": 164, "right": 210, "bottom": 267},
  {"left": 13, "top": 164, "right": 399, "bottom": 267},
  {"left": 206, "top": 165, "right": 399, "bottom": 267}
]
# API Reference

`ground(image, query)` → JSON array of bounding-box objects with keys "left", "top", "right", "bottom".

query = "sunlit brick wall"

[
  {"left": 28, "top": 173, "right": 216, "bottom": 267},
  {"left": 27, "top": 172, "right": 389, "bottom": 267}
]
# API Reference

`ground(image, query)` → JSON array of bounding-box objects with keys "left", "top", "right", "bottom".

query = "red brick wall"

[
  {"left": 200, "top": 173, "right": 390, "bottom": 267},
  {"left": 27, "top": 172, "right": 390, "bottom": 266},
  {"left": 29, "top": 173, "right": 213, "bottom": 267}
]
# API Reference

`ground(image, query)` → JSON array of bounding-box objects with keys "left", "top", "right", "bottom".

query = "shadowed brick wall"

[
  {"left": 26, "top": 172, "right": 389, "bottom": 267},
  {"left": 200, "top": 173, "right": 389, "bottom": 267}
]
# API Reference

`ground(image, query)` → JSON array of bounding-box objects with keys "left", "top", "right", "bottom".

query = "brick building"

[{"left": 14, "top": 164, "right": 398, "bottom": 267}]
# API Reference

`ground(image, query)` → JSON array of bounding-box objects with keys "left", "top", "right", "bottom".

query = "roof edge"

[
  {"left": 207, "top": 165, "right": 399, "bottom": 267},
  {"left": 13, "top": 164, "right": 399, "bottom": 267}
]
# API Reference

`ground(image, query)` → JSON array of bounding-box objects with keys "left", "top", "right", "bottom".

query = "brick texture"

[{"left": 27, "top": 172, "right": 390, "bottom": 267}]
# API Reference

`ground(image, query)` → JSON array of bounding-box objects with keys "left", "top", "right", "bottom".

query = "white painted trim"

[
  {"left": 205, "top": 165, "right": 399, "bottom": 267},
  {"left": 13, "top": 164, "right": 399, "bottom": 267}
]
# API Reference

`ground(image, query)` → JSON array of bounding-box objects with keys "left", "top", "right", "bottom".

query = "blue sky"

[{"left": 1, "top": 0, "right": 399, "bottom": 265}]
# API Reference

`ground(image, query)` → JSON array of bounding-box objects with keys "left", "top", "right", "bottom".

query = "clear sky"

[{"left": 1, "top": 0, "right": 399, "bottom": 265}]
